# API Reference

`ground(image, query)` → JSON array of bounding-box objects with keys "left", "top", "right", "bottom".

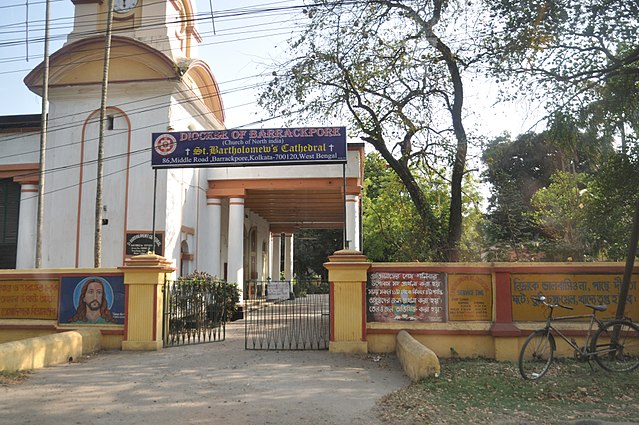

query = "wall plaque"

[
  {"left": 367, "top": 271, "right": 447, "bottom": 322},
  {"left": 448, "top": 274, "right": 492, "bottom": 321},
  {"left": 512, "top": 273, "right": 639, "bottom": 321},
  {"left": 125, "top": 232, "right": 163, "bottom": 256}
]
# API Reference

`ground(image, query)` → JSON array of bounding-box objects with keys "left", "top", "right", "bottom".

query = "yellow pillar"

[
  {"left": 324, "top": 249, "right": 371, "bottom": 353},
  {"left": 119, "top": 254, "right": 175, "bottom": 351}
]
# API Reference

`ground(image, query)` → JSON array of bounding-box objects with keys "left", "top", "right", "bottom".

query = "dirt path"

[{"left": 0, "top": 322, "right": 409, "bottom": 425}]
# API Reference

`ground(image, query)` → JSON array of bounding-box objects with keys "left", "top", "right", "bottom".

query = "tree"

[
  {"left": 363, "top": 152, "right": 448, "bottom": 262},
  {"left": 484, "top": 1, "right": 639, "bottom": 310},
  {"left": 294, "top": 229, "right": 343, "bottom": 280},
  {"left": 582, "top": 149, "right": 639, "bottom": 260},
  {"left": 580, "top": 68, "right": 639, "bottom": 153},
  {"left": 482, "top": 126, "right": 611, "bottom": 261},
  {"left": 482, "top": 132, "right": 557, "bottom": 259},
  {"left": 260, "top": 0, "right": 478, "bottom": 261},
  {"left": 363, "top": 152, "right": 484, "bottom": 262},
  {"left": 531, "top": 171, "right": 590, "bottom": 261},
  {"left": 484, "top": 0, "right": 639, "bottom": 146},
  {"left": 483, "top": 171, "right": 537, "bottom": 261}
]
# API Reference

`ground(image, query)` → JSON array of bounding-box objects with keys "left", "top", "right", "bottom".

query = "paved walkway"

[{"left": 0, "top": 322, "right": 409, "bottom": 425}]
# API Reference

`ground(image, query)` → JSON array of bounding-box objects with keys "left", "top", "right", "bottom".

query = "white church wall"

[
  {"left": 115, "top": 84, "right": 173, "bottom": 266},
  {"left": 35, "top": 84, "right": 174, "bottom": 268},
  {"left": 0, "top": 132, "right": 39, "bottom": 166},
  {"left": 41, "top": 93, "right": 96, "bottom": 267}
]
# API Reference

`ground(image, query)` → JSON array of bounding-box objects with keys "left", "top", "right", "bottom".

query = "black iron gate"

[
  {"left": 244, "top": 279, "right": 330, "bottom": 350},
  {"left": 163, "top": 277, "right": 227, "bottom": 347}
]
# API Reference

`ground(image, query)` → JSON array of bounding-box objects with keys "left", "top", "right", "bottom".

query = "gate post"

[
  {"left": 119, "top": 254, "right": 175, "bottom": 351},
  {"left": 324, "top": 249, "right": 371, "bottom": 353}
]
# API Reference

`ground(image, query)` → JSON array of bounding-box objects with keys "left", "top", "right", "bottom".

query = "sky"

[{"left": 0, "top": 0, "right": 542, "bottom": 137}]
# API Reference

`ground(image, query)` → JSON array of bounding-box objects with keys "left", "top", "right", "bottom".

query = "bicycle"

[{"left": 518, "top": 295, "right": 639, "bottom": 380}]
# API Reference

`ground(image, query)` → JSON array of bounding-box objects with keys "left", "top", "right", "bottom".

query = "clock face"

[{"left": 114, "top": 0, "right": 138, "bottom": 13}]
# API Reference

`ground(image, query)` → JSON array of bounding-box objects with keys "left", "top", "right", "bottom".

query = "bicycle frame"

[
  {"left": 539, "top": 306, "right": 607, "bottom": 357},
  {"left": 519, "top": 295, "right": 639, "bottom": 380}
]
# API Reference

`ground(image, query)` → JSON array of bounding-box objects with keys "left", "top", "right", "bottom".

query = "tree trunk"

[
  {"left": 615, "top": 198, "right": 639, "bottom": 320},
  {"left": 364, "top": 136, "right": 444, "bottom": 259}
]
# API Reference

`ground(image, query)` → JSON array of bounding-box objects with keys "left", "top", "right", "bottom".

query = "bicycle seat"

[{"left": 584, "top": 304, "right": 607, "bottom": 312}]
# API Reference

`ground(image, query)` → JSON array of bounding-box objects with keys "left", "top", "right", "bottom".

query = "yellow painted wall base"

[
  {"left": 329, "top": 340, "right": 368, "bottom": 353},
  {"left": 0, "top": 329, "right": 56, "bottom": 344},
  {"left": 368, "top": 333, "right": 497, "bottom": 359},
  {"left": 101, "top": 334, "right": 124, "bottom": 350},
  {"left": 494, "top": 337, "right": 520, "bottom": 361},
  {"left": 122, "top": 339, "right": 163, "bottom": 351},
  {"left": 366, "top": 332, "right": 600, "bottom": 362},
  {"left": 0, "top": 329, "right": 102, "bottom": 372}
]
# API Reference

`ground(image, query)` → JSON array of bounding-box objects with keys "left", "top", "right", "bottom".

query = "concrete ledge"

[
  {"left": 0, "top": 329, "right": 102, "bottom": 372},
  {"left": 396, "top": 330, "right": 440, "bottom": 381}
]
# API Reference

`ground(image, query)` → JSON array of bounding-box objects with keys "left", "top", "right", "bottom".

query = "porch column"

[
  {"left": 270, "top": 233, "right": 281, "bottom": 280},
  {"left": 346, "top": 194, "right": 360, "bottom": 251},
  {"left": 284, "top": 232, "right": 294, "bottom": 292},
  {"left": 228, "top": 197, "right": 245, "bottom": 296},
  {"left": 16, "top": 183, "right": 38, "bottom": 269},
  {"left": 204, "top": 197, "right": 222, "bottom": 278}
]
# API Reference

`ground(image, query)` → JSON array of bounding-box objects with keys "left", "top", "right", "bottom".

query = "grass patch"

[{"left": 376, "top": 358, "right": 639, "bottom": 424}]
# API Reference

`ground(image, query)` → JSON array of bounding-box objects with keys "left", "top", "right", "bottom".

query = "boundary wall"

[
  {"left": 0, "top": 254, "right": 174, "bottom": 369},
  {"left": 325, "top": 250, "right": 639, "bottom": 361},
  {"left": 3, "top": 250, "right": 637, "bottom": 369}
]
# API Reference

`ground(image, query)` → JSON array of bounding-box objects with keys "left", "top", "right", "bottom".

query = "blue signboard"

[{"left": 151, "top": 127, "right": 347, "bottom": 168}]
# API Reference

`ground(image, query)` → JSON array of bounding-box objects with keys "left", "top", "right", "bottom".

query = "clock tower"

[
  {"left": 67, "top": 0, "right": 200, "bottom": 61},
  {"left": 26, "top": 0, "right": 224, "bottom": 126},
  {"left": 20, "top": 0, "right": 225, "bottom": 269},
  {"left": 114, "top": 0, "right": 139, "bottom": 13}
]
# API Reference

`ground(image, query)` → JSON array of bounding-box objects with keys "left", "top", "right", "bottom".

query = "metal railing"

[
  {"left": 163, "top": 277, "right": 227, "bottom": 347},
  {"left": 244, "top": 280, "right": 330, "bottom": 350}
]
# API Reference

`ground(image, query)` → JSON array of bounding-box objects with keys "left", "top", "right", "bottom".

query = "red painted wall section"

[{"left": 491, "top": 271, "right": 521, "bottom": 336}]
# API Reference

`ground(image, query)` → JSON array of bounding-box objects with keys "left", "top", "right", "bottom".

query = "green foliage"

[
  {"left": 293, "top": 229, "right": 342, "bottom": 280},
  {"left": 293, "top": 279, "right": 329, "bottom": 297},
  {"left": 531, "top": 171, "right": 591, "bottom": 261},
  {"left": 582, "top": 150, "right": 639, "bottom": 260},
  {"left": 177, "top": 271, "right": 240, "bottom": 321},
  {"left": 363, "top": 152, "right": 447, "bottom": 261},
  {"left": 482, "top": 133, "right": 555, "bottom": 260},
  {"left": 363, "top": 152, "right": 484, "bottom": 261},
  {"left": 484, "top": 0, "right": 639, "bottom": 148},
  {"left": 457, "top": 175, "right": 487, "bottom": 262},
  {"left": 482, "top": 126, "right": 616, "bottom": 261}
]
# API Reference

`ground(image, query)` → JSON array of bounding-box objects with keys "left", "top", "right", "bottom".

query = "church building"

[{"left": 0, "top": 0, "right": 363, "bottom": 296}]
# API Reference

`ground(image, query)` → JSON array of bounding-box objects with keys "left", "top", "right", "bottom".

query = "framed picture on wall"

[{"left": 59, "top": 275, "right": 125, "bottom": 325}]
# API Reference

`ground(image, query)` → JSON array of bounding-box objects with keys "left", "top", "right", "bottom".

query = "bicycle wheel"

[
  {"left": 519, "top": 329, "right": 555, "bottom": 380},
  {"left": 591, "top": 319, "right": 639, "bottom": 373}
]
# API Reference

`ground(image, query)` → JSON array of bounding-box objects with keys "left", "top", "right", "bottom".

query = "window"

[{"left": 0, "top": 179, "right": 20, "bottom": 268}]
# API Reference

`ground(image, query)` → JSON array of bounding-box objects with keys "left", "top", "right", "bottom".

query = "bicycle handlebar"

[{"left": 531, "top": 295, "right": 574, "bottom": 310}]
